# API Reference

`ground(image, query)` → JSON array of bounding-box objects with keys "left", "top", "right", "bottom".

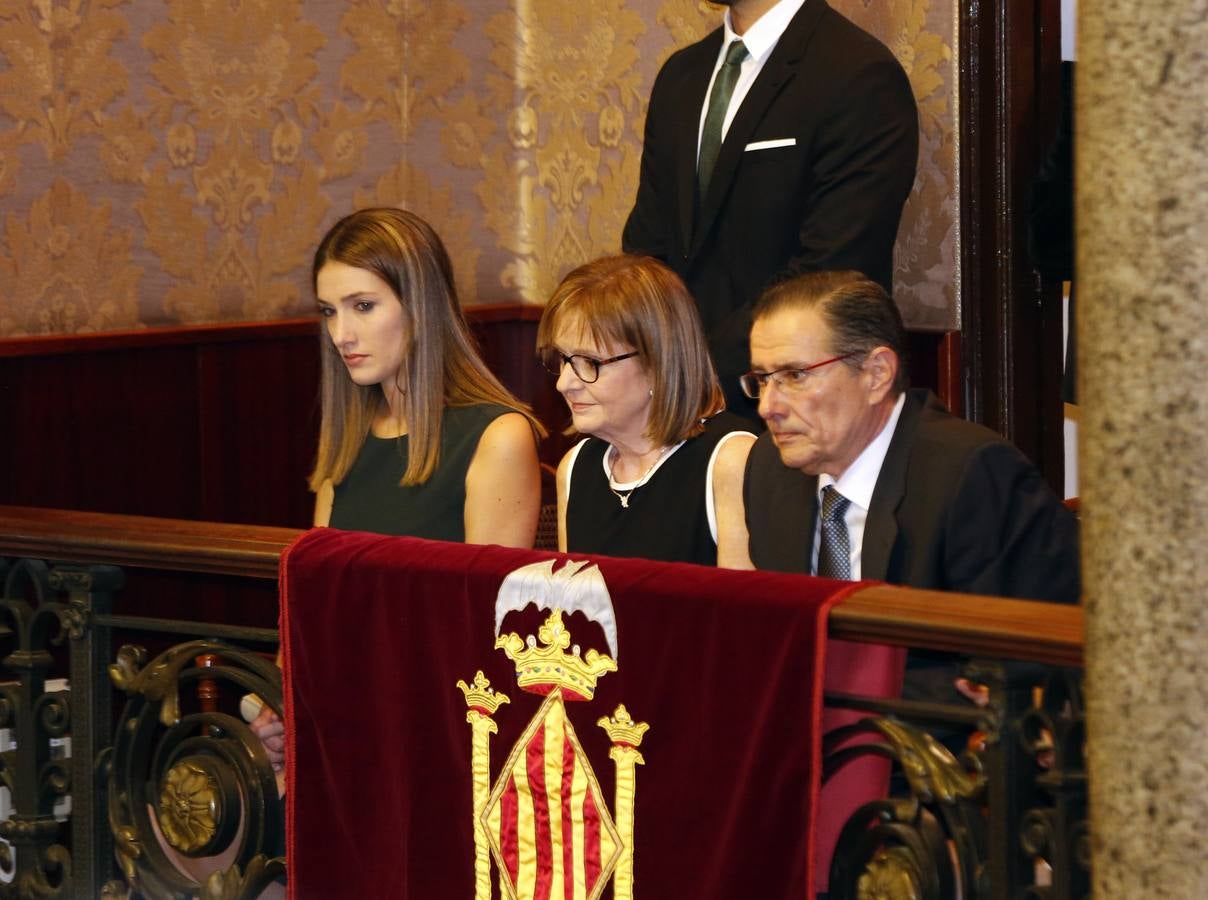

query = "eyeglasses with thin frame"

[
  {"left": 539, "top": 347, "right": 640, "bottom": 384},
  {"left": 739, "top": 353, "right": 855, "bottom": 399}
]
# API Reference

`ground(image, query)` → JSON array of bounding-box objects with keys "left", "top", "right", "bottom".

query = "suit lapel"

[
  {"left": 675, "top": 33, "right": 722, "bottom": 255},
  {"left": 801, "top": 475, "right": 821, "bottom": 573},
  {"left": 689, "top": 0, "right": 826, "bottom": 259},
  {"left": 862, "top": 391, "right": 928, "bottom": 580}
]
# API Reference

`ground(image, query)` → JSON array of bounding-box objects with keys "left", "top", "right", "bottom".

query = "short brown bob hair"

[{"left": 537, "top": 255, "right": 724, "bottom": 446}]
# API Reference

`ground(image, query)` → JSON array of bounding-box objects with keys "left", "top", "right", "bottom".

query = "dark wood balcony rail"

[
  {"left": 0, "top": 505, "right": 1083, "bottom": 668},
  {"left": 0, "top": 503, "right": 1086, "bottom": 897}
]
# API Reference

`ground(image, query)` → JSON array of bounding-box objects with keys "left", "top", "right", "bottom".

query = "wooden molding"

[
  {"left": 0, "top": 318, "right": 319, "bottom": 358},
  {"left": 0, "top": 505, "right": 1082, "bottom": 666},
  {"left": 0, "top": 305, "right": 542, "bottom": 358},
  {"left": 0, "top": 506, "right": 296, "bottom": 578}
]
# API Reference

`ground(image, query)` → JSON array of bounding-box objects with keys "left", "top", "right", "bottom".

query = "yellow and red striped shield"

[{"left": 483, "top": 690, "right": 621, "bottom": 900}]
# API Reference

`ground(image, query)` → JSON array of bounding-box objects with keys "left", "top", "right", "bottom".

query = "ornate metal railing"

[
  {"left": 0, "top": 509, "right": 293, "bottom": 899},
  {"left": 0, "top": 506, "right": 1086, "bottom": 899},
  {"left": 820, "top": 656, "right": 1088, "bottom": 899}
]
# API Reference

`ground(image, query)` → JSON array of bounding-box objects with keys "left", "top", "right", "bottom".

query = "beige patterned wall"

[{"left": 0, "top": 0, "right": 956, "bottom": 336}]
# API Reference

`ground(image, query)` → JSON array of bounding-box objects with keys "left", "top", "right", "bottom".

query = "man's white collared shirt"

[
  {"left": 697, "top": 0, "right": 807, "bottom": 161},
  {"left": 811, "top": 393, "right": 907, "bottom": 579}
]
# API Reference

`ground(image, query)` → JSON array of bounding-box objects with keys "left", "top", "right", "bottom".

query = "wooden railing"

[
  {"left": 0, "top": 505, "right": 1087, "bottom": 898},
  {"left": 0, "top": 505, "right": 1082, "bottom": 664}
]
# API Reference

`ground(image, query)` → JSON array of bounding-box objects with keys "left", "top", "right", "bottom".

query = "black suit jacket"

[
  {"left": 743, "top": 390, "right": 1080, "bottom": 603},
  {"left": 623, "top": 0, "right": 918, "bottom": 416}
]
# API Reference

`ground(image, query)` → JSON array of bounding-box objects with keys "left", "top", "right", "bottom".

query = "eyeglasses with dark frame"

[
  {"left": 738, "top": 353, "right": 855, "bottom": 399},
  {"left": 539, "top": 347, "right": 640, "bottom": 384}
]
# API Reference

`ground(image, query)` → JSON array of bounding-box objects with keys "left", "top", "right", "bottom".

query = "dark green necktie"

[{"left": 697, "top": 39, "right": 749, "bottom": 199}]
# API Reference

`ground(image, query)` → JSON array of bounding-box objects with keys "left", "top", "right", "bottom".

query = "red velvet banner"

[{"left": 281, "top": 529, "right": 864, "bottom": 898}]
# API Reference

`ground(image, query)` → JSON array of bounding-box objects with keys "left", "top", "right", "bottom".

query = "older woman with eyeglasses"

[{"left": 536, "top": 255, "right": 756, "bottom": 568}]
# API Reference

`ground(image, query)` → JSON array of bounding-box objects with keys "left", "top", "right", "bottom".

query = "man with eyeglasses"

[
  {"left": 742, "top": 269, "right": 1080, "bottom": 603},
  {"left": 742, "top": 269, "right": 1078, "bottom": 899}
]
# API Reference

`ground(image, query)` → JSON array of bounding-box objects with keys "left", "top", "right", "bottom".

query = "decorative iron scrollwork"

[
  {"left": 1017, "top": 668, "right": 1089, "bottom": 898},
  {"left": 46, "top": 569, "right": 94, "bottom": 593},
  {"left": 825, "top": 660, "right": 1092, "bottom": 900},
  {"left": 0, "top": 558, "right": 79, "bottom": 897},
  {"left": 106, "top": 639, "right": 285, "bottom": 898},
  {"left": 199, "top": 855, "right": 287, "bottom": 900},
  {"left": 100, "top": 879, "right": 132, "bottom": 899},
  {"left": 826, "top": 717, "right": 985, "bottom": 900},
  {"left": 36, "top": 689, "right": 71, "bottom": 740},
  {"left": 873, "top": 718, "right": 982, "bottom": 805},
  {"left": 158, "top": 761, "right": 224, "bottom": 854},
  {"left": 0, "top": 842, "right": 72, "bottom": 898},
  {"left": 108, "top": 645, "right": 147, "bottom": 693},
  {"left": 56, "top": 599, "right": 89, "bottom": 642},
  {"left": 857, "top": 845, "right": 924, "bottom": 900}
]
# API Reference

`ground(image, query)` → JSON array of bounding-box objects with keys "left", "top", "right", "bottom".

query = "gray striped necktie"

[{"left": 817, "top": 485, "right": 852, "bottom": 580}]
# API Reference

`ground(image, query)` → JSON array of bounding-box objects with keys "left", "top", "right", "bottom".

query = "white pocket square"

[{"left": 744, "top": 138, "right": 796, "bottom": 151}]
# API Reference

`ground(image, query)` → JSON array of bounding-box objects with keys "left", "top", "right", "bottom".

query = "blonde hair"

[
  {"left": 537, "top": 255, "right": 723, "bottom": 446},
  {"left": 309, "top": 208, "right": 544, "bottom": 489}
]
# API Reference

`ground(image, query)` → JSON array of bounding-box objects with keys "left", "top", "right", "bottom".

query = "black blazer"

[
  {"left": 743, "top": 390, "right": 1081, "bottom": 603},
  {"left": 623, "top": 0, "right": 918, "bottom": 413}
]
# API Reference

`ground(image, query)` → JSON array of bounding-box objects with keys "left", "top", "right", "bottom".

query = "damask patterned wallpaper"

[{"left": 0, "top": 0, "right": 955, "bottom": 337}]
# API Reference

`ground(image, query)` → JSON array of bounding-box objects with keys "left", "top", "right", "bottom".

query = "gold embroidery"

[
  {"left": 599, "top": 705, "right": 650, "bottom": 900},
  {"left": 466, "top": 565, "right": 651, "bottom": 897},
  {"left": 458, "top": 671, "right": 511, "bottom": 900},
  {"left": 495, "top": 608, "right": 617, "bottom": 702},
  {"left": 484, "top": 689, "right": 621, "bottom": 900}
]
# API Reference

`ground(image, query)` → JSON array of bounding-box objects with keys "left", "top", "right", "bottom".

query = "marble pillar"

[{"left": 1078, "top": 0, "right": 1208, "bottom": 895}]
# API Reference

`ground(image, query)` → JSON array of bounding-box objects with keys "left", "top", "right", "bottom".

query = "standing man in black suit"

[
  {"left": 742, "top": 270, "right": 1080, "bottom": 604},
  {"left": 623, "top": 0, "right": 919, "bottom": 422}
]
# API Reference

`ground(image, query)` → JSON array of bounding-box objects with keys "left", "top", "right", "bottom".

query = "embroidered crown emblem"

[
  {"left": 457, "top": 557, "right": 651, "bottom": 900},
  {"left": 456, "top": 670, "right": 510, "bottom": 717},
  {"left": 495, "top": 608, "right": 617, "bottom": 701},
  {"left": 598, "top": 704, "right": 650, "bottom": 748}
]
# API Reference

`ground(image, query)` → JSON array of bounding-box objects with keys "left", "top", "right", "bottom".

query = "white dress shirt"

[
  {"left": 696, "top": 0, "right": 808, "bottom": 160},
  {"left": 811, "top": 393, "right": 907, "bottom": 578}
]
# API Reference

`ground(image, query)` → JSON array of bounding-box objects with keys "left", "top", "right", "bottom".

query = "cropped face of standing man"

[
  {"left": 709, "top": 0, "right": 782, "bottom": 34},
  {"left": 748, "top": 304, "right": 897, "bottom": 478}
]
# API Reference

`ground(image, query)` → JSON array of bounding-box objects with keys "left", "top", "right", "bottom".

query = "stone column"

[{"left": 1078, "top": 1, "right": 1208, "bottom": 896}]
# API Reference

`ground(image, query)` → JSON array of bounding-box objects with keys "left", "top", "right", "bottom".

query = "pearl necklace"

[{"left": 607, "top": 445, "right": 672, "bottom": 509}]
